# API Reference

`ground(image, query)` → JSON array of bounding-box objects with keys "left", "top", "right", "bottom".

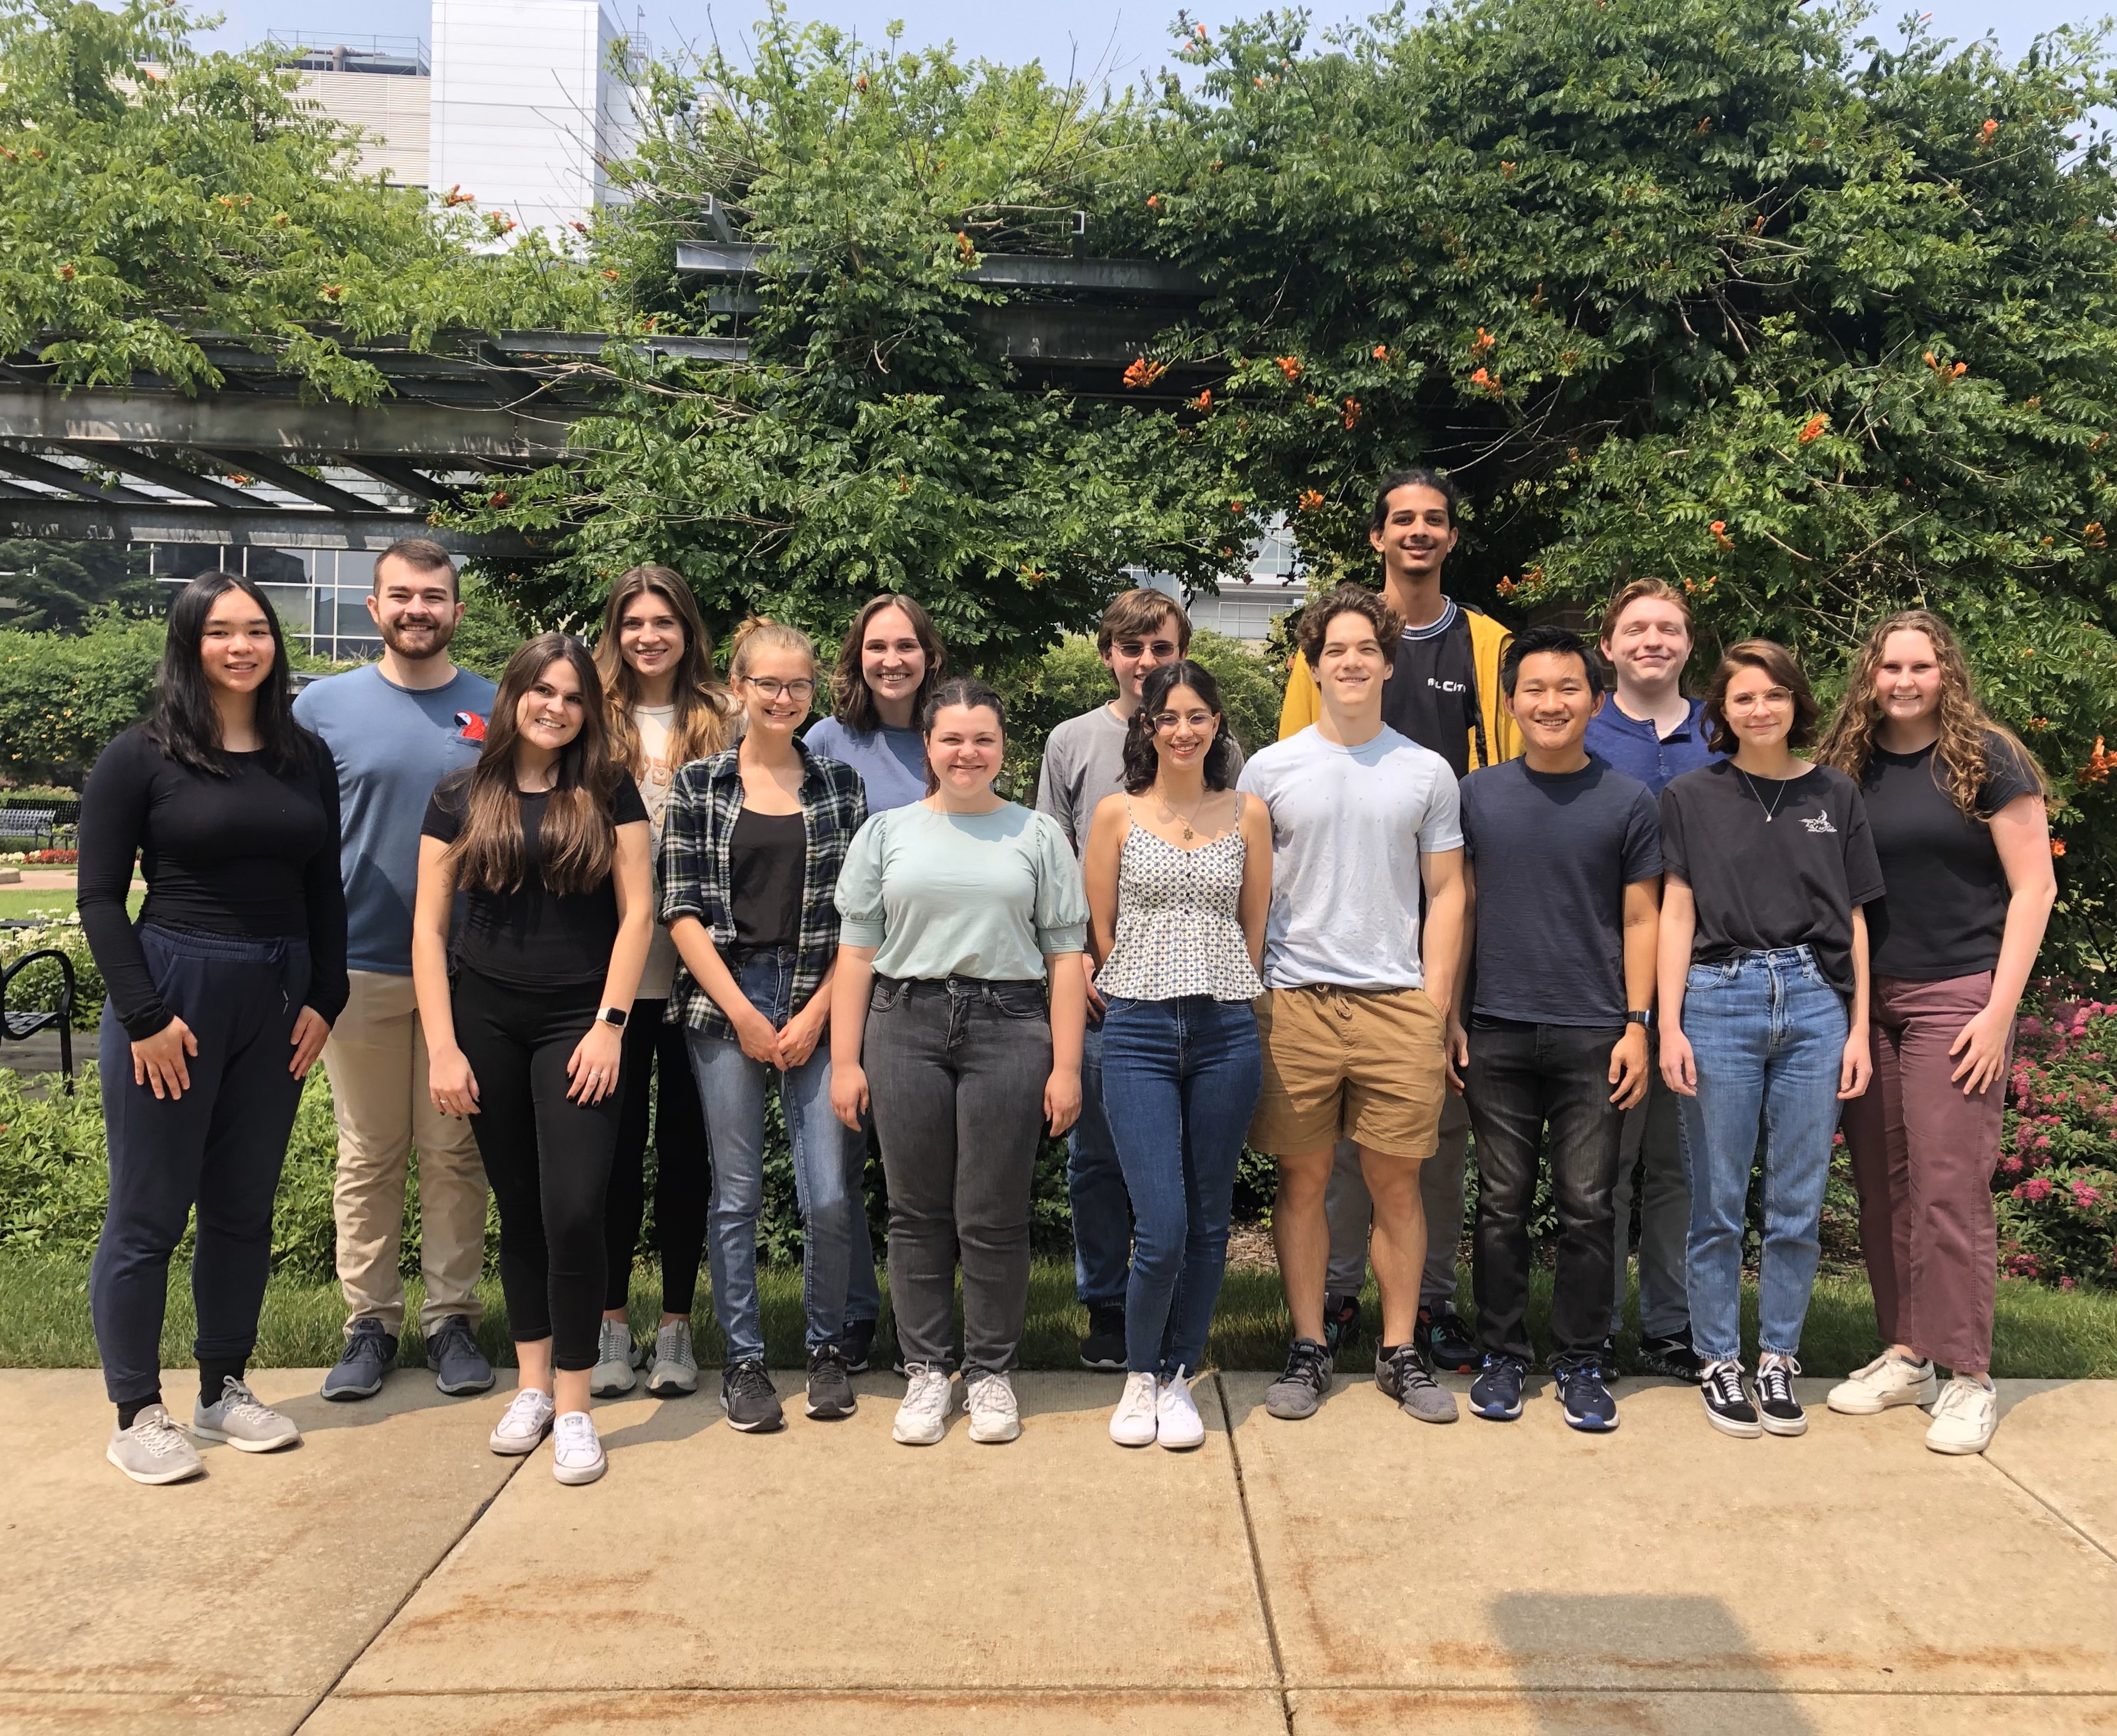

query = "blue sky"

[{"left": 198, "top": 0, "right": 2115, "bottom": 82}]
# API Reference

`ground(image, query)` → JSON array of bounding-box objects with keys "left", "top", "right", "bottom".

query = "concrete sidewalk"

[{"left": 4, "top": 1368, "right": 2113, "bottom": 1734}]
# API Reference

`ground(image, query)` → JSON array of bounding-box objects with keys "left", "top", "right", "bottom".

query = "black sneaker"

[
  {"left": 1597, "top": 1335, "right": 1622, "bottom": 1385},
  {"left": 1322, "top": 1292, "right": 1362, "bottom": 1357},
  {"left": 842, "top": 1318, "right": 879, "bottom": 1375},
  {"left": 1637, "top": 1331, "right": 1705, "bottom": 1385},
  {"left": 1469, "top": 1353, "right": 1526, "bottom": 1421},
  {"left": 720, "top": 1359, "right": 785, "bottom": 1433},
  {"left": 1079, "top": 1303, "right": 1127, "bottom": 1371},
  {"left": 1755, "top": 1358, "right": 1807, "bottom": 1437},
  {"left": 1700, "top": 1361, "right": 1762, "bottom": 1439},
  {"left": 1416, "top": 1301, "right": 1479, "bottom": 1374},
  {"left": 321, "top": 1317, "right": 397, "bottom": 1401},
  {"left": 805, "top": 1343, "right": 857, "bottom": 1420},
  {"left": 1263, "top": 1337, "right": 1335, "bottom": 1420},
  {"left": 1555, "top": 1359, "right": 1618, "bottom": 1432}
]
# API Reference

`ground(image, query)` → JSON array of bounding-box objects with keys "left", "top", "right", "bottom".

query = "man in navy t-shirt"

[{"left": 293, "top": 540, "right": 499, "bottom": 1404}]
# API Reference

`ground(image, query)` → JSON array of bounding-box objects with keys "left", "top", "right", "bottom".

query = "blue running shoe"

[
  {"left": 1556, "top": 1359, "right": 1619, "bottom": 1432},
  {"left": 1468, "top": 1353, "right": 1526, "bottom": 1421}
]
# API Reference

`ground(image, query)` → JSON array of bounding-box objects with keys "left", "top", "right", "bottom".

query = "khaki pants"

[{"left": 323, "top": 969, "right": 489, "bottom": 1337}]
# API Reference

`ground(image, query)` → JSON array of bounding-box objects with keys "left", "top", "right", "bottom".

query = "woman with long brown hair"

[
  {"left": 413, "top": 633, "right": 653, "bottom": 1486},
  {"left": 1817, "top": 611, "right": 2055, "bottom": 1455},
  {"left": 807, "top": 593, "right": 946, "bottom": 814},
  {"left": 587, "top": 567, "right": 735, "bottom": 1401}
]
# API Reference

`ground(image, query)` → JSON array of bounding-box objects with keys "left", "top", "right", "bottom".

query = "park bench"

[
  {"left": 0, "top": 946, "right": 76, "bottom": 1092},
  {"left": 0, "top": 808, "right": 57, "bottom": 850}
]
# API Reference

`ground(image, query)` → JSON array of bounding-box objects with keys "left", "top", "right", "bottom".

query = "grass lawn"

[
  {"left": 4, "top": 1251, "right": 2113, "bottom": 1377},
  {"left": 0, "top": 886, "right": 138, "bottom": 922}
]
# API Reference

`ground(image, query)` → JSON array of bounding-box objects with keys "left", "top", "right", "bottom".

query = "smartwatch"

[
  {"left": 1626, "top": 1010, "right": 1653, "bottom": 1028},
  {"left": 596, "top": 1006, "right": 629, "bottom": 1029}
]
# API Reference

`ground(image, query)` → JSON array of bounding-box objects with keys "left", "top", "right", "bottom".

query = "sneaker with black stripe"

[{"left": 1700, "top": 1359, "right": 1762, "bottom": 1439}]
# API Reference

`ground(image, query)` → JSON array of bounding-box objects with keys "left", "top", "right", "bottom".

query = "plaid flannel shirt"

[{"left": 658, "top": 738, "right": 867, "bottom": 1038}]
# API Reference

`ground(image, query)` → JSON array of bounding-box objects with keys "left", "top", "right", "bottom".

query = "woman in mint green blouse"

[{"left": 830, "top": 677, "right": 1088, "bottom": 1449}]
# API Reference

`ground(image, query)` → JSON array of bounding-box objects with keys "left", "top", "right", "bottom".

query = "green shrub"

[
  {"left": 1996, "top": 989, "right": 2117, "bottom": 1287},
  {"left": 0, "top": 912, "right": 100, "bottom": 1031},
  {"left": 0, "top": 610, "right": 164, "bottom": 789}
]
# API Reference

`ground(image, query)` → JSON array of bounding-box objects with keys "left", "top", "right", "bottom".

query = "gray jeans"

[
  {"left": 1325, "top": 1090, "right": 1471, "bottom": 1304},
  {"left": 1610, "top": 1068, "right": 1692, "bottom": 1339},
  {"left": 865, "top": 976, "right": 1052, "bottom": 1377}
]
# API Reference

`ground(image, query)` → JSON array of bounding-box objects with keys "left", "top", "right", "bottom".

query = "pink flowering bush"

[{"left": 1996, "top": 986, "right": 2117, "bottom": 1286}]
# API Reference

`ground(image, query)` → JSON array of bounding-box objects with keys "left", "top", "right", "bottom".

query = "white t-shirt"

[
  {"left": 1236, "top": 724, "right": 1462, "bottom": 990},
  {"left": 635, "top": 704, "right": 680, "bottom": 1000}
]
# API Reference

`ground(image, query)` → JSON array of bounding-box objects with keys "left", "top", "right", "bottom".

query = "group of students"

[{"left": 76, "top": 464, "right": 2055, "bottom": 1489}]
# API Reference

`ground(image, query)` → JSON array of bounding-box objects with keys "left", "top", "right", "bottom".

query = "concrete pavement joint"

[
  {"left": 1215, "top": 1371, "right": 1294, "bottom": 1735},
  {"left": 1977, "top": 1451, "right": 2117, "bottom": 1568}
]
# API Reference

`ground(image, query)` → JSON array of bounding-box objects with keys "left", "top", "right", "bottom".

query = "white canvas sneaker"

[
  {"left": 1826, "top": 1352, "right": 1937, "bottom": 1416},
  {"left": 1156, "top": 1368, "right": 1206, "bottom": 1451},
  {"left": 892, "top": 1363, "right": 954, "bottom": 1446},
  {"left": 1109, "top": 1371, "right": 1158, "bottom": 1447},
  {"left": 965, "top": 1371, "right": 1021, "bottom": 1444},
  {"left": 1925, "top": 1377, "right": 1999, "bottom": 1456},
  {"left": 488, "top": 1387, "right": 556, "bottom": 1455},
  {"left": 551, "top": 1410, "right": 607, "bottom": 1485}
]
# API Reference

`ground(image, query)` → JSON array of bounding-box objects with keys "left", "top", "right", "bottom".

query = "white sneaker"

[
  {"left": 892, "top": 1363, "right": 954, "bottom": 1446},
  {"left": 190, "top": 1377, "right": 301, "bottom": 1452},
  {"left": 551, "top": 1410, "right": 607, "bottom": 1484},
  {"left": 488, "top": 1387, "right": 556, "bottom": 1455},
  {"left": 965, "top": 1371, "right": 1021, "bottom": 1444},
  {"left": 1157, "top": 1367, "right": 1206, "bottom": 1451},
  {"left": 1925, "top": 1376, "right": 1999, "bottom": 1455},
  {"left": 1827, "top": 1352, "right": 1937, "bottom": 1416},
  {"left": 106, "top": 1404, "right": 205, "bottom": 1485},
  {"left": 590, "top": 1320, "right": 639, "bottom": 1397},
  {"left": 1110, "top": 1371, "right": 1158, "bottom": 1446}
]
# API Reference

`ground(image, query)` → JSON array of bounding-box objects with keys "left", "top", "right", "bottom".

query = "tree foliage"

[{"left": 0, "top": 538, "right": 157, "bottom": 632}]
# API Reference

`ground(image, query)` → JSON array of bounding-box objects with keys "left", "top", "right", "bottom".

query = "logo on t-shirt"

[
  {"left": 455, "top": 711, "right": 487, "bottom": 743},
  {"left": 1427, "top": 678, "right": 1468, "bottom": 694},
  {"left": 1800, "top": 808, "right": 1837, "bottom": 834}
]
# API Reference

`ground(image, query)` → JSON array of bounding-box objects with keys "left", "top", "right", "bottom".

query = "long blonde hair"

[
  {"left": 593, "top": 566, "right": 735, "bottom": 775},
  {"left": 1815, "top": 609, "right": 2048, "bottom": 817}
]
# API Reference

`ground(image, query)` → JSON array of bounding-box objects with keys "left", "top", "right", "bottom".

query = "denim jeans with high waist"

[
  {"left": 1464, "top": 1018, "right": 1626, "bottom": 1365},
  {"left": 1099, "top": 995, "right": 1263, "bottom": 1376},
  {"left": 686, "top": 947, "right": 853, "bottom": 1364},
  {"left": 1675, "top": 947, "right": 1849, "bottom": 1366},
  {"left": 1069, "top": 1014, "right": 1134, "bottom": 1310}
]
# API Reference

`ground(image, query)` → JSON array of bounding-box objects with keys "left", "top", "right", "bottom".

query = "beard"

[{"left": 379, "top": 611, "right": 456, "bottom": 660}]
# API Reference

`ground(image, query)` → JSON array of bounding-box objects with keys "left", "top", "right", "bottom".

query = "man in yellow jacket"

[{"left": 1277, "top": 468, "right": 1520, "bottom": 1375}]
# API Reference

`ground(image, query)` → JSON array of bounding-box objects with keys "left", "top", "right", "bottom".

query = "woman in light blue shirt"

[
  {"left": 830, "top": 677, "right": 1088, "bottom": 1449},
  {"left": 805, "top": 594, "right": 946, "bottom": 813}
]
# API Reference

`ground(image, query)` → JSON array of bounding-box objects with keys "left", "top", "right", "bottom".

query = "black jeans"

[
  {"left": 452, "top": 966, "right": 623, "bottom": 1370},
  {"left": 864, "top": 976, "right": 1052, "bottom": 1376},
  {"left": 601, "top": 1000, "right": 711, "bottom": 1316},
  {"left": 90, "top": 926, "right": 310, "bottom": 1406},
  {"left": 1464, "top": 1017, "right": 1625, "bottom": 1364}
]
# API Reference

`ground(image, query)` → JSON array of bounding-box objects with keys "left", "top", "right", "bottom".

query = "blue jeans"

[
  {"left": 1069, "top": 1014, "right": 1134, "bottom": 1310},
  {"left": 1675, "top": 948, "right": 1849, "bottom": 1365},
  {"left": 686, "top": 948, "right": 854, "bottom": 1363},
  {"left": 1099, "top": 996, "right": 1263, "bottom": 1375}
]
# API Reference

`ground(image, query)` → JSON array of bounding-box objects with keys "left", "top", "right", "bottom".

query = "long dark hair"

[
  {"left": 831, "top": 593, "right": 947, "bottom": 734},
  {"left": 445, "top": 633, "right": 627, "bottom": 895},
  {"left": 1122, "top": 661, "right": 1238, "bottom": 794},
  {"left": 593, "top": 565, "right": 735, "bottom": 776},
  {"left": 144, "top": 571, "right": 310, "bottom": 776},
  {"left": 920, "top": 675, "right": 1007, "bottom": 795}
]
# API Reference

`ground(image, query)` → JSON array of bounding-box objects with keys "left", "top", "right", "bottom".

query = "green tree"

[
  {"left": 0, "top": 606, "right": 164, "bottom": 786},
  {"left": 0, "top": 539, "right": 158, "bottom": 632}
]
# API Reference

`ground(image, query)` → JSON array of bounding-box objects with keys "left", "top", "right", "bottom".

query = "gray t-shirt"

[
  {"left": 1459, "top": 756, "right": 1662, "bottom": 1025},
  {"left": 1035, "top": 702, "right": 1247, "bottom": 857},
  {"left": 1237, "top": 725, "right": 1462, "bottom": 990},
  {"left": 293, "top": 662, "right": 497, "bottom": 975}
]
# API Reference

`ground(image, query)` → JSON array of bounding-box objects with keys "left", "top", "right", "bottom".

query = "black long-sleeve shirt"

[{"left": 77, "top": 726, "right": 350, "bottom": 1041}]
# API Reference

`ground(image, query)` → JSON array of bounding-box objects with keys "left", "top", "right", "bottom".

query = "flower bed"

[{"left": 1999, "top": 987, "right": 2117, "bottom": 1287}]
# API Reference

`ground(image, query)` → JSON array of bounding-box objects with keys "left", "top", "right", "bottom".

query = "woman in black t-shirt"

[
  {"left": 413, "top": 633, "right": 652, "bottom": 1488},
  {"left": 80, "top": 572, "right": 347, "bottom": 1485},
  {"left": 1816, "top": 611, "right": 2054, "bottom": 1456},
  {"left": 1658, "top": 641, "right": 1883, "bottom": 1443}
]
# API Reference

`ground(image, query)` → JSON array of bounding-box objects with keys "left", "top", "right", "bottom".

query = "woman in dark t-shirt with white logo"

[
  {"left": 1658, "top": 641, "right": 1883, "bottom": 1442},
  {"left": 1816, "top": 611, "right": 2054, "bottom": 1456}
]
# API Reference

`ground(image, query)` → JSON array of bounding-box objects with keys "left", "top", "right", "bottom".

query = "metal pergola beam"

[
  {"left": 672, "top": 241, "right": 1209, "bottom": 300},
  {"left": 53, "top": 442, "right": 264, "bottom": 511},
  {"left": 0, "top": 498, "right": 533, "bottom": 556},
  {"left": 0, "top": 446, "right": 162, "bottom": 504},
  {"left": 219, "top": 451, "right": 381, "bottom": 515}
]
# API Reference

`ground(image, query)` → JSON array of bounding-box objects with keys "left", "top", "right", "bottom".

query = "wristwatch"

[
  {"left": 1626, "top": 1010, "right": 1653, "bottom": 1028},
  {"left": 596, "top": 1006, "right": 629, "bottom": 1029}
]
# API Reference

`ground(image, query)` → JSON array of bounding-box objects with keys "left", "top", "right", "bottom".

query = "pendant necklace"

[
  {"left": 1736, "top": 767, "right": 1789, "bottom": 824},
  {"left": 1161, "top": 793, "right": 1210, "bottom": 843}
]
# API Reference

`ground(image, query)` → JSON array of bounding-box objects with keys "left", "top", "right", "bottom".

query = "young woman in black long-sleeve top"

[{"left": 79, "top": 572, "right": 349, "bottom": 1485}]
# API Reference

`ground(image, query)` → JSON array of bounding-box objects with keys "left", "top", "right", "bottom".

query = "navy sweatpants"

[{"left": 90, "top": 926, "right": 309, "bottom": 1407}]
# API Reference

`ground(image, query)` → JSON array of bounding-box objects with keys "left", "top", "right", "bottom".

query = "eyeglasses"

[
  {"left": 743, "top": 677, "right": 815, "bottom": 702},
  {"left": 1151, "top": 712, "right": 1217, "bottom": 733},
  {"left": 1724, "top": 688, "right": 1794, "bottom": 713}
]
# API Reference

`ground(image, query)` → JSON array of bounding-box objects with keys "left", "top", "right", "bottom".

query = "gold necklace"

[{"left": 1159, "top": 791, "right": 1212, "bottom": 843}]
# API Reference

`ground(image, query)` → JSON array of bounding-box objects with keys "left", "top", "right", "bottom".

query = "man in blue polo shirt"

[{"left": 1583, "top": 576, "right": 1724, "bottom": 1384}]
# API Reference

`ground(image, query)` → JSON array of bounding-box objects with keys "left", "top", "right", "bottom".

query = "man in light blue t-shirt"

[{"left": 292, "top": 540, "right": 499, "bottom": 1404}]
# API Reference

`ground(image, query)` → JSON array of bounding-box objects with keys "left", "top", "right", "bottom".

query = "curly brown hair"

[
  {"left": 1815, "top": 610, "right": 2048, "bottom": 817},
  {"left": 1701, "top": 640, "right": 1819, "bottom": 754},
  {"left": 1296, "top": 582, "right": 1402, "bottom": 668}
]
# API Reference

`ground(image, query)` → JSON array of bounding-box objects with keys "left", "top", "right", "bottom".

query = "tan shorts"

[{"left": 1247, "top": 985, "right": 1447, "bottom": 1160}]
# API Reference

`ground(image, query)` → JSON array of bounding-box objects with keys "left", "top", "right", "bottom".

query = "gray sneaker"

[
  {"left": 321, "top": 1317, "right": 397, "bottom": 1401},
  {"left": 1264, "top": 1338, "right": 1335, "bottom": 1420},
  {"left": 591, "top": 1319, "right": 641, "bottom": 1397},
  {"left": 191, "top": 1377, "right": 302, "bottom": 1451},
  {"left": 1377, "top": 1343, "right": 1459, "bottom": 1424},
  {"left": 107, "top": 1404, "right": 205, "bottom": 1485},
  {"left": 646, "top": 1319, "right": 700, "bottom": 1397},
  {"left": 425, "top": 1314, "right": 495, "bottom": 1395}
]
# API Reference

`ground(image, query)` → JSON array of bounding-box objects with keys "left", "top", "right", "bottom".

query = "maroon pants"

[{"left": 1840, "top": 972, "right": 2008, "bottom": 1371}]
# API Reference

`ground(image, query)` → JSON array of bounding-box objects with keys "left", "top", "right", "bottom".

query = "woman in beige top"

[{"left": 590, "top": 566, "right": 735, "bottom": 1399}]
